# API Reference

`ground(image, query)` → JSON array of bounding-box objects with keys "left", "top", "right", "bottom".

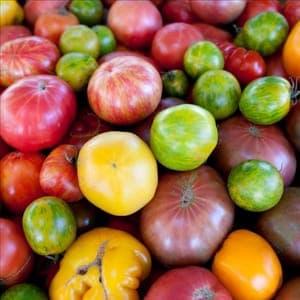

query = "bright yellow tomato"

[
  {"left": 77, "top": 131, "right": 158, "bottom": 216},
  {"left": 212, "top": 229, "right": 283, "bottom": 300},
  {"left": 0, "top": 0, "right": 24, "bottom": 27}
]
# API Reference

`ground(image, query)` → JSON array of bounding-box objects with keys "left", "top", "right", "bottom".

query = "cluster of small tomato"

[{"left": 0, "top": 0, "right": 300, "bottom": 299}]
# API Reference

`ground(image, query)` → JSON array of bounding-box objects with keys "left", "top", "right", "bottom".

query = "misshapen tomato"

[
  {"left": 282, "top": 21, "right": 300, "bottom": 78},
  {"left": 212, "top": 229, "right": 282, "bottom": 300}
]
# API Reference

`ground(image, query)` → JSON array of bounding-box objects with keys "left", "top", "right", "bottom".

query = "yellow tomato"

[
  {"left": 49, "top": 227, "right": 152, "bottom": 300},
  {"left": 77, "top": 131, "right": 158, "bottom": 216},
  {"left": 212, "top": 229, "right": 283, "bottom": 300},
  {"left": 0, "top": 0, "right": 24, "bottom": 27}
]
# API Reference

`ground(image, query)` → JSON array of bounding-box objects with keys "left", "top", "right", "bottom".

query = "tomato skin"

[
  {"left": 0, "top": 0, "right": 24, "bottom": 27},
  {"left": 217, "top": 41, "right": 266, "bottom": 86},
  {"left": 0, "top": 218, "right": 35, "bottom": 287},
  {"left": 212, "top": 229, "right": 283, "bottom": 300},
  {"left": 282, "top": 21, "right": 300, "bottom": 78},
  {"left": 275, "top": 277, "right": 300, "bottom": 300},
  {"left": 34, "top": 8, "right": 79, "bottom": 45},
  {"left": 0, "top": 25, "right": 32, "bottom": 47},
  {"left": 283, "top": 0, "right": 300, "bottom": 28}
]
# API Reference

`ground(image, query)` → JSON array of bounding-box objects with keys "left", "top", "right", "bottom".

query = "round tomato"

[
  {"left": 240, "top": 11, "right": 289, "bottom": 57},
  {"left": 192, "top": 69, "right": 241, "bottom": 120},
  {"left": 92, "top": 25, "right": 117, "bottom": 56},
  {"left": 0, "top": 0, "right": 24, "bottom": 27},
  {"left": 77, "top": 131, "right": 158, "bottom": 216},
  {"left": 0, "top": 283, "right": 48, "bottom": 300},
  {"left": 162, "top": 70, "right": 190, "bottom": 98},
  {"left": 150, "top": 104, "right": 218, "bottom": 171},
  {"left": 282, "top": 20, "right": 300, "bottom": 78},
  {"left": 22, "top": 196, "right": 77, "bottom": 256},
  {"left": 212, "top": 229, "right": 283, "bottom": 300},
  {"left": 283, "top": 0, "right": 300, "bottom": 28},
  {"left": 239, "top": 76, "right": 291, "bottom": 125},
  {"left": 0, "top": 218, "right": 34, "bottom": 287},
  {"left": 0, "top": 25, "right": 32, "bottom": 47},
  {"left": 34, "top": 8, "right": 79, "bottom": 45}
]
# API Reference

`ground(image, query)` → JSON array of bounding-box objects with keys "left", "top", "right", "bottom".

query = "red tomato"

[
  {"left": 107, "top": 0, "right": 163, "bottom": 50},
  {"left": 216, "top": 41, "right": 266, "bottom": 86},
  {"left": 151, "top": 22, "right": 204, "bottom": 70},
  {"left": 0, "top": 151, "right": 46, "bottom": 215},
  {"left": 0, "top": 25, "right": 32, "bottom": 47},
  {"left": 265, "top": 48, "right": 289, "bottom": 78},
  {"left": 161, "top": 0, "right": 198, "bottom": 24},
  {"left": 275, "top": 277, "right": 300, "bottom": 300},
  {"left": 0, "top": 36, "right": 60, "bottom": 87},
  {"left": 282, "top": 0, "right": 300, "bottom": 28},
  {"left": 0, "top": 218, "right": 35, "bottom": 287},
  {"left": 236, "top": 0, "right": 282, "bottom": 27},
  {"left": 0, "top": 75, "right": 77, "bottom": 152},
  {"left": 34, "top": 8, "right": 79, "bottom": 45}
]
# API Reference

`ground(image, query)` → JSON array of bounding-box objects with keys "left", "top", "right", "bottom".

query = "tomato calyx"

[
  {"left": 193, "top": 286, "right": 216, "bottom": 300},
  {"left": 290, "top": 77, "right": 300, "bottom": 105},
  {"left": 180, "top": 174, "right": 196, "bottom": 208},
  {"left": 248, "top": 125, "right": 261, "bottom": 138}
]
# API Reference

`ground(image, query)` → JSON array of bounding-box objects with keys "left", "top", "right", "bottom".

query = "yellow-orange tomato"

[
  {"left": 0, "top": 0, "right": 24, "bottom": 27},
  {"left": 282, "top": 21, "right": 300, "bottom": 78},
  {"left": 212, "top": 229, "right": 282, "bottom": 300},
  {"left": 77, "top": 131, "right": 158, "bottom": 216}
]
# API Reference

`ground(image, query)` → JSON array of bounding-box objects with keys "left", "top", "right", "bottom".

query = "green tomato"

[
  {"left": 162, "top": 69, "right": 190, "bottom": 98},
  {"left": 242, "top": 11, "right": 289, "bottom": 56},
  {"left": 227, "top": 159, "right": 284, "bottom": 212},
  {"left": 59, "top": 24, "right": 100, "bottom": 58},
  {"left": 239, "top": 76, "right": 291, "bottom": 125},
  {"left": 22, "top": 196, "right": 77, "bottom": 256},
  {"left": 183, "top": 41, "right": 224, "bottom": 78},
  {"left": 69, "top": 0, "right": 104, "bottom": 26},
  {"left": 56, "top": 52, "right": 98, "bottom": 91},
  {"left": 150, "top": 104, "right": 218, "bottom": 171},
  {"left": 0, "top": 283, "right": 47, "bottom": 300},
  {"left": 192, "top": 70, "right": 241, "bottom": 120},
  {"left": 92, "top": 25, "right": 117, "bottom": 56}
]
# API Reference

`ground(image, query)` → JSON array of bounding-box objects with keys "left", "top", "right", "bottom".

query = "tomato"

[
  {"left": 282, "top": 21, "right": 300, "bottom": 78},
  {"left": 92, "top": 25, "right": 117, "bottom": 56},
  {"left": 282, "top": 0, "right": 300, "bottom": 28},
  {"left": 162, "top": 70, "right": 189, "bottom": 98},
  {"left": 0, "top": 218, "right": 34, "bottom": 287},
  {"left": 55, "top": 52, "right": 98, "bottom": 92},
  {"left": 150, "top": 104, "right": 218, "bottom": 171},
  {"left": 150, "top": 22, "right": 204, "bottom": 70},
  {"left": 183, "top": 41, "right": 224, "bottom": 79},
  {"left": 107, "top": 0, "right": 163, "bottom": 50},
  {"left": 192, "top": 69, "right": 241, "bottom": 120},
  {"left": 0, "top": 151, "right": 46, "bottom": 215},
  {"left": 275, "top": 277, "right": 300, "bottom": 300},
  {"left": 69, "top": 0, "right": 104, "bottom": 26},
  {"left": 285, "top": 100, "right": 300, "bottom": 152},
  {"left": 240, "top": 11, "right": 289, "bottom": 56},
  {"left": 216, "top": 41, "right": 267, "bottom": 86},
  {"left": 59, "top": 24, "right": 100, "bottom": 59},
  {"left": 0, "top": 75, "right": 77, "bottom": 152},
  {"left": 77, "top": 131, "right": 158, "bottom": 216},
  {"left": 236, "top": 0, "right": 282, "bottom": 27},
  {"left": 34, "top": 8, "right": 79, "bottom": 45},
  {"left": 0, "top": 283, "right": 48, "bottom": 300},
  {"left": 22, "top": 196, "right": 77, "bottom": 256},
  {"left": 227, "top": 159, "right": 284, "bottom": 212},
  {"left": 265, "top": 48, "right": 288, "bottom": 78},
  {"left": 0, "top": 25, "right": 32, "bottom": 47},
  {"left": 0, "top": 0, "right": 24, "bottom": 27},
  {"left": 0, "top": 36, "right": 60, "bottom": 87},
  {"left": 239, "top": 76, "right": 291, "bottom": 125},
  {"left": 212, "top": 229, "right": 283, "bottom": 300}
]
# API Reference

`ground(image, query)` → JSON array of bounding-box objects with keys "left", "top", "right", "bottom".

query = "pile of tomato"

[{"left": 0, "top": 0, "right": 299, "bottom": 299}]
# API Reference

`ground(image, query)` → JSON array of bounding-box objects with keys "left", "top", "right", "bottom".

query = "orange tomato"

[
  {"left": 34, "top": 8, "right": 79, "bottom": 45},
  {"left": 282, "top": 21, "right": 300, "bottom": 78},
  {"left": 212, "top": 229, "right": 282, "bottom": 300}
]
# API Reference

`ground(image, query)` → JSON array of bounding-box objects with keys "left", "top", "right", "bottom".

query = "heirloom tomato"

[
  {"left": 0, "top": 283, "right": 48, "bottom": 300},
  {"left": 212, "top": 229, "right": 283, "bottom": 300},
  {"left": 77, "top": 131, "right": 158, "bottom": 216},
  {"left": 0, "top": 0, "right": 24, "bottom": 27}
]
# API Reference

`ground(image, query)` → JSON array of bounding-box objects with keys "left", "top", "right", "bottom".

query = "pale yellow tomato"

[{"left": 77, "top": 131, "right": 158, "bottom": 216}]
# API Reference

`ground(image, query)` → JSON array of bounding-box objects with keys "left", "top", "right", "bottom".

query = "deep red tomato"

[
  {"left": 0, "top": 218, "right": 35, "bottom": 287},
  {"left": 0, "top": 151, "right": 46, "bottom": 215},
  {"left": 0, "top": 25, "right": 32, "bottom": 46},
  {"left": 285, "top": 100, "right": 300, "bottom": 152},
  {"left": 161, "top": 0, "right": 198, "bottom": 24},
  {"left": 265, "top": 48, "right": 289, "bottom": 78},
  {"left": 236, "top": 0, "right": 282, "bottom": 27},
  {"left": 282, "top": 0, "right": 300, "bottom": 28},
  {"left": 0, "top": 75, "right": 77, "bottom": 152},
  {"left": 151, "top": 22, "right": 204, "bottom": 70},
  {"left": 107, "top": 0, "right": 163, "bottom": 50},
  {"left": 0, "top": 36, "right": 60, "bottom": 87},
  {"left": 216, "top": 41, "right": 266, "bottom": 86},
  {"left": 34, "top": 8, "right": 79, "bottom": 45}
]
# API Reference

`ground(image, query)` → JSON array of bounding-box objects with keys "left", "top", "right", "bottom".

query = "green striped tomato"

[
  {"left": 22, "top": 196, "right": 77, "bottom": 256},
  {"left": 239, "top": 76, "right": 291, "bottom": 125}
]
